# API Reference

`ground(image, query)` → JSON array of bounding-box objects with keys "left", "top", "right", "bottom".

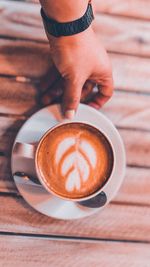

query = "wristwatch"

[{"left": 40, "top": 3, "right": 94, "bottom": 38}]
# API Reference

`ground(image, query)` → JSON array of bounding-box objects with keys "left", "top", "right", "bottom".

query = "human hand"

[{"left": 42, "top": 26, "right": 113, "bottom": 119}]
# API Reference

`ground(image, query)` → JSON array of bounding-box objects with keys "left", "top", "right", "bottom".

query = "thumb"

[{"left": 62, "top": 79, "right": 83, "bottom": 119}]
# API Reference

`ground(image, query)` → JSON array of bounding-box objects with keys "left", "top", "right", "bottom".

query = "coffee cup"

[{"left": 13, "top": 121, "right": 116, "bottom": 208}]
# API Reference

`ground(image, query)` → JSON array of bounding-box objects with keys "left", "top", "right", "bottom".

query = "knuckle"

[
  {"left": 101, "top": 77, "right": 114, "bottom": 97},
  {"left": 71, "top": 76, "right": 83, "bottom": 87},
  {"left": 108, "top": 88, "right": 114, "bottom": 97},
  {"left": 104, "top": 89, "right": 113, "bottom": 98},
  {"left": 65, "top": 70, "right": 84, "bottom": 87},
  {"left": 67, "top": 96, "right": 79, "bottom": 105}
]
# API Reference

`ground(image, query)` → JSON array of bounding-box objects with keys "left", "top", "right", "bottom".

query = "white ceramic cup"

[{"left": 13, "top": 121, "right": 119, "bottom": 208}]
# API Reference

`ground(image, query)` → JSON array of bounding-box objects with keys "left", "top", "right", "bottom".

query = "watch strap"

[{"left": 41, "top": 3, "right": 94, "bottom": 37}]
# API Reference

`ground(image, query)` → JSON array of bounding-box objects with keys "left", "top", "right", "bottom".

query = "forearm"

[{"left": 39, "top": 0, "right": 89, "bottom": 22}]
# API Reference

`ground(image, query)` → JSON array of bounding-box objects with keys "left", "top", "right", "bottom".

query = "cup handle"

[
  {"left": 13, "top": 142, "right": 37, "bottom": 159},
  {"left": 13, "top": 142, "right": 41, "bottom": 185},
  {"left": 78, "top": 191, "right": 107, "bottom": 208}
]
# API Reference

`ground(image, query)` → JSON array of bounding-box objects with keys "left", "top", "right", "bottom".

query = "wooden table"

[{"left": 0, "top": 0, "right": 150, "bottom": 266}]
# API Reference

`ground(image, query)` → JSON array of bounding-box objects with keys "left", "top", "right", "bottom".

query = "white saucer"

[{"left": 11, "top": 104, "right": 126, "bottom": 220}]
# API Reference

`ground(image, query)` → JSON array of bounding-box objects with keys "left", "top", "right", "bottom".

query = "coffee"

[{"left": 36, "top": 123, "right": 114, "bottom": 199}]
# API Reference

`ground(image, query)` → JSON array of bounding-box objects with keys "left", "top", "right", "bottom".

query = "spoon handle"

[
  {"left": 14, "top": 172, "right": 41, "bottom": 185},
  {"left": 78, "top": 191, "right": 107, "bottom": 208}
]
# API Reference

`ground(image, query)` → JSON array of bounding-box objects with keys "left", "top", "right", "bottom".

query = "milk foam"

[
  {"left": 55, "top": 135, "right": 97, "bottom": 192},
  {"left": 55, "top": 137, "right": 75, "bottom": 164},
  {"left": 66, "top": 168, "right": 81, "bottom": 192},
  {"left": 80, "top": 140, "right": 97, "bottom": 168}
]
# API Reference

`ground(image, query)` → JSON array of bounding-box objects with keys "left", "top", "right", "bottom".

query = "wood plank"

[
  {"left": 115, "top": 167, "right": 150, "bottom": 204},
  {"left": 0, "top": 1, "right": 150, "bottom": 57},
  {"left": 0, "top": 1, "right": 43, "bottom": 41},
  {"left": 1, "top": 77, "right": 150, "bottom": 126},
  {"left": 0, "top": 39, "right": 51, "bottom": 78},
  {"left": 120, "top": 129, "right": 150, "bottom": 167},
  {"left": 94, "top": 0, "right": 150, "bottom": 20},
  {"left": 1, "top": 157, "right": 150, "bottom": 207},
  {"left": 94, "top": 15, "right": 150, "bottom": 57},
  {"left": 0, "top": 235, "right": 150, "bottom": 267},
  {"left": 0, "top": 116, "right": 25, "bottom": 155},
  {"left": 0, "top": 195, "right": 150, "bottom": 242},
  {"left": 111, "top": 53, "right": 150, "bottom": 93},
  {"left": 24, "top": 0, "right": 150, "bottom": 20},
  {"left": 0, "top": 113, "right": 150, "bottom": 165},
  {"left": 0, "top": 156, "right": 17, "bottom": 193},
  {"left": 0, "top": 77, "right": 37, "bottom": 115},
  {"left": 0, "top": 38, "right": 150, "bottom": 92},
  {"left": 103, "top": 91, "right": 150, "bottom": 131}
]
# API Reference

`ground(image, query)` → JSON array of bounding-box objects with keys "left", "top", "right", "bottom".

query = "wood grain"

[
  {"left": 0, "top": 1, "right": 149, "bottom": 262},
  {"left": 103, "top": 91, "right": 150, "bottom": 131},
  {"left": 22, "top": 0, "right": 150, "bottom": 20},
  {"left": 25, "top": 0, "right": 150, "bottom": 20},
  {"left": 1, "top": 77, "right": 150, "bottom": 126},
  {"left": 120, "top": 129, "right": 150, "bottom": 167},
  {"left": 0, "top": 235, "right": 150, "bottom": 267},
  {"left": 0, "top": 195, "right": 150, "bottom": 242},
  {"left": 0, "top": 114, "right": 150, "bottom": 166},
  {"left": 0, "top": 77, "right": 37, "bottom": 115},
  {"left": 0, "top": 0, "right": 43, "bottom": 41},
  {"left": 0, "top": 1, "right": 150, "bottom": 57},
  {"left": 94, "top": 15, "right": 150, "bottom": 57},
  {"left": 0, "top": 116, "right": 25, "bottom": 155},
  {"left": 110, "top": 54, "right": 150, "bottom": 93},
  {"left": 94, "top": 0, "right": 150, "bottom": 20},
  {"left": 1, "top": 158, "right": 150, "bottom": 207},
  {"left": 0, "top": 39, "right": 51, "bottom": 78},
  {"left": 0, "top": 38, "right": 150, "bottom": 92},
  {"left": 0, "top": 107, "right": 150, "bottom": 162},
  {"left": 0, "top": 156, "right": 15, "bottom": 192},
  {"left": 115, "top": 167, "right": 150, "bottom": 204}
]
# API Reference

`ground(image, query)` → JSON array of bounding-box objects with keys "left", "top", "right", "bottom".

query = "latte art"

[
  {"left": 56, "top": 136, "right": 97, "bottom": 192},
  {"left": 37, "top": 123, "right": 114, "bottom": 199}
]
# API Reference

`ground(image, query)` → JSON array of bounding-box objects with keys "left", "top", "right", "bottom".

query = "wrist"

[
  {"left": 41, "top": 2, "right": 94, "bottom": 38},
  {"left": 47, "top": 25, "right": 95, "bottom": 48},
  {"left": 40, "top": 0, "right": 90, "bottom": 23}
]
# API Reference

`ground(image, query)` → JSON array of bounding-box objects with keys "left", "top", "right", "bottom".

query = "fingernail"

[{"left": 64, "top": 109, "right": 75, "bottom": 120}]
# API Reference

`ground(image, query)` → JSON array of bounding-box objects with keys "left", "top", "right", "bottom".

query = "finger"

[
  {"left": 41, "top": 79, "right": 63, "bottom": 106},
  {"left": 42, "top": 80, "right": 94, "bottom": 108},
  {"left": 62, "top": 79, "right": 83, "bottom": 119},
  {"left": 38, "top": 65, "right": 61, "bottom": 94},
  {"left": 42, "top": 88, "right": 62, "bottom": 105},
  {"left": 88, "top": 77, "right": 113, "bottom": 109},
  {"left": 81, "top": 81, "right": 95, "bottom": 102}
]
